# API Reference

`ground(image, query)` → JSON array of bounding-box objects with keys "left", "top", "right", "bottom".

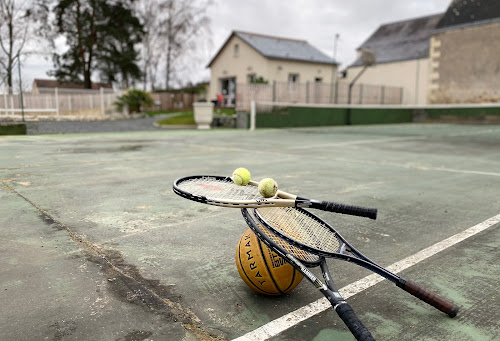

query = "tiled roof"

[
  {"left": 234, "top": 31, "right": 335, "bottom": 64},
  {"left": 33, "top": 79, "right": 112, "bottom": 89},
  {"left": 436, "top": 0, "right": 500, "bottom": 30},
  {"left": 208, "top": 31, "right": 336, "bottom": 67},
  {"left": 351, "top": 14, "right": 443, "bottom": 67}
]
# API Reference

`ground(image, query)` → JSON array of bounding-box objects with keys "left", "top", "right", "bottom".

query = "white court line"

[
  {"left": 233, "top": 213, "right": 500, "bottom": 341},
  {"left": 289, "top": 127, "right": 500, "bottom": 150},
  {"left": 289, "top": 136, "right": 426, "bottom": 150}
]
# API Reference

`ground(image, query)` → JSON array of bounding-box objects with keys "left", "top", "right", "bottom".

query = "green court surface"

[{"left": 1, "top": 123, "right": 499, "bottom": 341}]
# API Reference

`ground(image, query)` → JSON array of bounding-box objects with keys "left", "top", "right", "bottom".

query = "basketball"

[{"left": 235, "top": 228, "right": 303, "bottom": 295}]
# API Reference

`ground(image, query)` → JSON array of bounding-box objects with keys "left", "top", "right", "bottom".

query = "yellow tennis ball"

[
  {"left": 232, "top": 168, "right": 251, "bottom": 186},
  {"left": 258, "top": 178, "right": 278, "bottom": 197}
]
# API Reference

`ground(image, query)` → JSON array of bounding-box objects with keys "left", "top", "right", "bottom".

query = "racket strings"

[
  {"left": 178, "top": 177, "right": 262, "bottom": 201},
  {"left": 248, "top": 210, "right": 320, "bottom": 264},
  {"left": 258, "top": 207, "right": 342, "bottom": 253}
]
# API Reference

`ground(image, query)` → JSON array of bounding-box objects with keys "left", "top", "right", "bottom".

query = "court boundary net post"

[{"left": 250, "top": 100, "right": 256, "bottom": 131}]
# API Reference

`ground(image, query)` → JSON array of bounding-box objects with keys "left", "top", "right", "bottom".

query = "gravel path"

[{"left": 24, "top": 114, "right": 185, "bottom": 135}]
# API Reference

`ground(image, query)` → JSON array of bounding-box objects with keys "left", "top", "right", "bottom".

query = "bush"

[{"left": 115, "top": 89, "right": 154, "bottom": 114}]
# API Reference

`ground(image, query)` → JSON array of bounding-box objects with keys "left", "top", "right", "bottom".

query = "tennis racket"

[
  {"left": 242, "top": 208, "right": 376, "bottom": 341},
  {"left": 247, "top": 206, "right": 459, "bottom": 318},
  {"left": 173, "top": 175, "right": 377, "bottom": 219}
]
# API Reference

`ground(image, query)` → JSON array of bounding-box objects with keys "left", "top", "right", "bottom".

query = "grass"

[
  {"left": 0, "top": 123, "right": 27, "bottom": 135},
  {"left": 156, "top": 111, "right": 195, "bottom": 125},
  {"left": 154, "top": 107, "right": 235, "bottom": 126},
  {"left": 145, "top": 109, "right": 191, "bottom": 117},
  {"left": 214, "top": 108, "right": 235, "bottom": 115}
]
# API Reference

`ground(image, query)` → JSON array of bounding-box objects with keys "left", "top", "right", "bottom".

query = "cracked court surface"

[{"left": 1, "top": 124, "right": 499, "bottom": 340}]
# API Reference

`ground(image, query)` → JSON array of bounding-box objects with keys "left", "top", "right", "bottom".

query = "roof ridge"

[
  {"left": 234, "top": 30, "right": 307, "bottom": 43},
  {"left": 378, "top": 12, "right": 444, "bottom": 27}
]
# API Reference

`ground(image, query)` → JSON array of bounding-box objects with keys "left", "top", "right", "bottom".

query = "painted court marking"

[{"left": 232, "top": 213, "right": 500, "bottom": 341}]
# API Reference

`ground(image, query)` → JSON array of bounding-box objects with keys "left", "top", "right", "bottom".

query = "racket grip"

[
  {"left": 315, "top": 201, "right": 377, "bottom": 219},
  {"left": 336, "top": 303, "right": 376, "bottom": 341},
  {"left": 398, "top": 279, "right": 459, "bottom": 317}
]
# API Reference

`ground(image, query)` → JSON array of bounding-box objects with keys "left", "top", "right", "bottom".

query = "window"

[
  {"left": 315, "top": 77, "right": 323, "bottom": 83},
  {"left": 247, "top": 73, "right": 256, "bottom": 83},
  {"left": 288, "top": 73, "right": 299, "bottom": 83},
  {"left": 234, "top": 44, "right": 239, "bottom": 57}
]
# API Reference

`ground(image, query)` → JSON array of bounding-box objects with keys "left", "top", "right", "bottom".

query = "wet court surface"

[{"left": 1, "top": 124, "right": 499, "bottom": 340}]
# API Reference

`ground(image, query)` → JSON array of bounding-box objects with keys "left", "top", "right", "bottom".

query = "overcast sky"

[{"left": 22, "top": 0, "right": 452, "bottom": 89}]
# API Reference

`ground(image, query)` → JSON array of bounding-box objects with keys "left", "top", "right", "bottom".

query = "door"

[{"left": 220, "top": 77, "right": 236, "bottom": 107}]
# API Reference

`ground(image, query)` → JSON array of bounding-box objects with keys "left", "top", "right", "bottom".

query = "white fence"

[
  {"left": 0, "top": 88, "right": 121, "bottom": 119},
  {"left": 236, "top": 81, "right": 404, "bottom": 110}
]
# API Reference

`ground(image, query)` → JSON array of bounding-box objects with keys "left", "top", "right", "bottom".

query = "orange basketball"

[{"left": 235, "top": 228, "right": 303, "bottom": 295}]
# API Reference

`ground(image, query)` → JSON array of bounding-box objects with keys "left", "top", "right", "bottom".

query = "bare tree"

[
  {"left": 0, "top": 0, "right": 33, "bottom": 93},
  {"left": 134, "top": 0, "right": 165, "bottom": 91},
  {"left": 159, "top": 0, "right": 211, "bottom": 91}
]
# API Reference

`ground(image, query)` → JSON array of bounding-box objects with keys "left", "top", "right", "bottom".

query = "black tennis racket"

[
  {"left": 173, "top": 175, "right": 377, "bottom": 219},
  {"left": 248, "top": 206, "right": 459, "bottom": 318},
  {"left": 242, "top": 208, "right": 376, "bottom": 341}
]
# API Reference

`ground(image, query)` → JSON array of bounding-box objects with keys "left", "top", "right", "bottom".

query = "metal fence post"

[
  {"left": 17, "top": 59, "right": 25, "bottom": 121},
  {"left": 250, "top": 100, "right": 256, "bottom": 131},
  {"left": 3, "top": 92, "right": 7, "bottom": 115},
  {"left": 272, "top": 81, "right": 276, "bottom": 102},
  {"left": 55, "top": 88, "right": 60, "bottom": 117},
  {"left": 334, "top": 81, "right": 339, "bottom": 104},
  {"left": 100, "top": 87, "right": 105, "bottom": 116},
  {"left": 381, "top": 86, "right": 385, "bottom": 105},
  {"left": 306, "top": 81, "right": 310, "bottom": 103}
]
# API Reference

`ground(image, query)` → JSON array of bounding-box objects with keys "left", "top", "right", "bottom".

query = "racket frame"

[
  {"left": 252, "top": 207, "right": 459, "bottom": 318},
  {"left": 253, "top": 207, "right": 398, "bottom": 281},
  {"left": 173, "top": 175, "right": 377, "bottom": 219},
  {"left": 242, "top": 208, "right": 375, "bottom": 341}
]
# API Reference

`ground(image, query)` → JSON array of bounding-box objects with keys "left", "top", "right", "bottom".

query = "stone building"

[{"left": 429, "top": 0, "right": 500, "bottom": 103}]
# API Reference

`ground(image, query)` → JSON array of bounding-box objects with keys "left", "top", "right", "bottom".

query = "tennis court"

[{"left": 1, "top": 123, "right": 499, "bottom": 340}]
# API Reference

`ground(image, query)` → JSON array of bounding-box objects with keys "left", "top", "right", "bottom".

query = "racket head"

[
  {"left": 173, "top": 175, "right": 277, "bottom": 207},
  {"left": 241, "top": 208, "right": 321, "bottom": 267},
  {"left": 253, "top": 207, "right": 346, "bottom": 258}
]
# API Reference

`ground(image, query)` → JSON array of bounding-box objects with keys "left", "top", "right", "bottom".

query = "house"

[
  {"left": 207, "top": 31, "right": 338, "bottom": 106},
  {"left": 344, "top": 14, "right": 443, "bottom": 105},
  {"left": 32, "top": 79, "right": 113, "bottom": 94},
  {"left": 345, "top": 0, "right": 500, "bottom": 105},
  {"left": 429, "top": 0, "right": 500, "bottom": 103}
]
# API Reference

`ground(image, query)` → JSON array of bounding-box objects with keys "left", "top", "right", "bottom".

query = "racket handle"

[
  {"left": 336, "top": 303, "right": 376, "bottom": 341},
  {"left": 398, "top": 279, "right": 459, "bottom": 317},
  {"left": 312, "top": 200, "right": 378, "bottom": 219}
]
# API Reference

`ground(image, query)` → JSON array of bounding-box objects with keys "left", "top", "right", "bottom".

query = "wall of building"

[
  {"left": 208, "top": 35, "right": 269, "bottom": 101},
  {"left": 266, "top": 59, "right": 336, "bottom": 84},
  {"left": 429, "top": 21, "right": 500, "bottom": 103},
  {"left": 345, "top": 58, "right": 430, "bottom": 105},
  {"left": 208, "top": 35, "right": 337, "bottom": 102}
]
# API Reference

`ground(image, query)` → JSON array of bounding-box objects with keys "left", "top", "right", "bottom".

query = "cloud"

[{"left": 17, "top": 0, "right": 452, "bottom": 88}]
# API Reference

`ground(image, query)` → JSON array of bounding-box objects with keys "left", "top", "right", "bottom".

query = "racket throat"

[{"left": 295, "top": 197, "right": 314, "bottom": 208}]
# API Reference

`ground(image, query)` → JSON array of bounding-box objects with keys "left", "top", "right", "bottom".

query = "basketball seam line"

[{"left": 258, "top": 237, "right": 285, "bottom": 295}]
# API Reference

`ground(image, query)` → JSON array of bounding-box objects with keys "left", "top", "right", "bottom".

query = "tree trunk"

[
  {"left": 84, "top": 68, "right": 92, "bottom": 89},
  {"left": 7, "top": 60, "right": 13, "bottom": 93},
  {"left": 165, "top": 43, "right": 171, "bottom": 91}
]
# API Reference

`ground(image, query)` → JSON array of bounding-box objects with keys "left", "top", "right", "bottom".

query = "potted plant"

[{"left": 193, "top": 99, "right": 214, "bottom": 129}]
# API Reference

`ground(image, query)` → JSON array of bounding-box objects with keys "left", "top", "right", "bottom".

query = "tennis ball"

[
  {"left": 258, "top": 178, "right": 278, "bottom": 197},
  {"left": 232, "top": 168, "right": 251, "bottom": 186}
]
